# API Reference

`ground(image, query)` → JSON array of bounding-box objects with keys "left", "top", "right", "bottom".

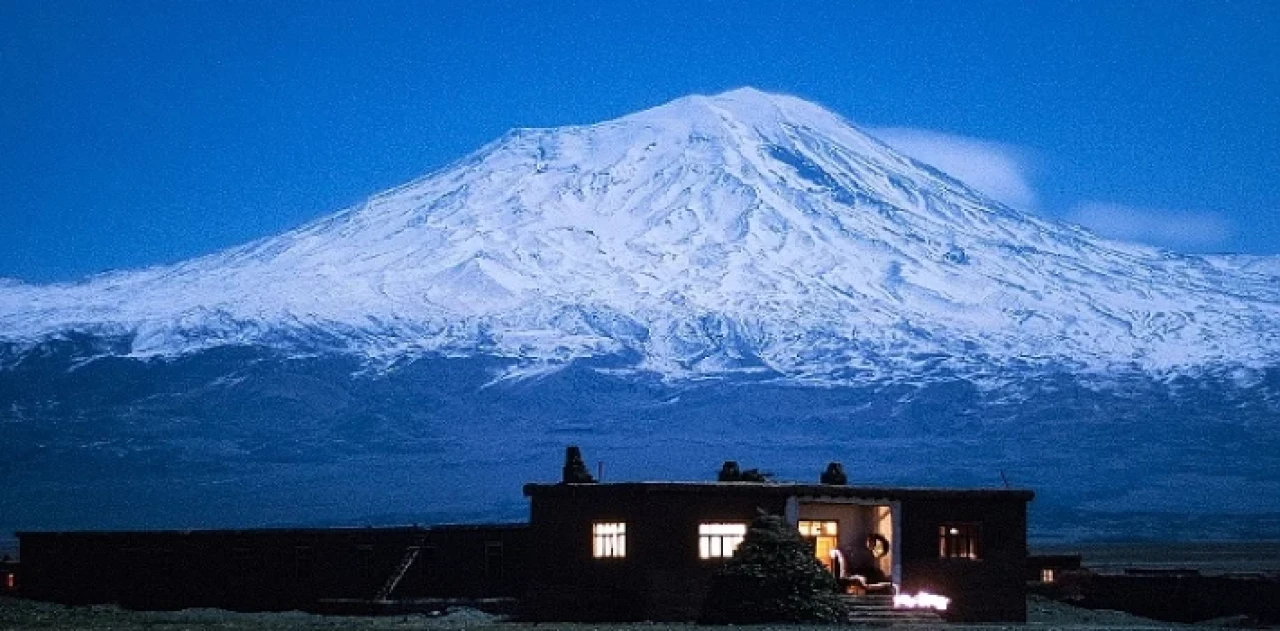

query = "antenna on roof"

[{"left": 999, "top": 470, "right": 1010, "bottom": 489}]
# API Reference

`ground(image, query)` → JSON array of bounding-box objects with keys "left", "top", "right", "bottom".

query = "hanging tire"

[{"left": 866, "top": 533, "right": 890, "bottom": 558}]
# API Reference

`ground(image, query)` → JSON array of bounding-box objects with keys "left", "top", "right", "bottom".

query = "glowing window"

[
  {"left": 938, "top": 524, "right": 980, "bottom": 559},
  {"left": 798, "top": 520, "right": 840, "bottom": 572},
  {"left": 797, "top": 520, "right": 839, "bottom": 537},
  {"left": 592, "top": 522, "right": 626, "bottom": 558},
  {"left": 3, "top": 572, "right": 12, "bottom": 590},
  {"left": 1041, "top": 568, "right": 1055, "bottom": 583},
  {"left": 698, "top": 522, "right": 747, "bottom": 559}
]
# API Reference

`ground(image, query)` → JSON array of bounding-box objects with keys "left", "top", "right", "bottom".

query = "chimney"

[
  {"left": 562, "top": 445, "right": 596, "bottom": 484},
  {"left": 717, "top": 460, "right": 742, "bottom": 482},
  {"left": 821, "top": 462, "right": 848, "bottom": 485}
]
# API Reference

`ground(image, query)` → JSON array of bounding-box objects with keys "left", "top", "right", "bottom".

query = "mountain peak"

[
  {"left": 706, "top": 86, "right": 836, "bottom": 118},
  {"left": 681, "top": 86, "right": 799, "bottom": 115},
  {"left": 616, "top": 87, "right": 855, "bottom": 146},
  {"left": 3, "top": 90, "right": 1279, "bottom": 377}
]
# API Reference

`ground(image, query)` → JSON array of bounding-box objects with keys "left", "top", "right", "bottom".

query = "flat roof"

[
  {"left": 523, "top": 481, "right": 1034, "bottom": 502},
  {"left": 16, "top": 522, "right": 526, "bottom": 538}
]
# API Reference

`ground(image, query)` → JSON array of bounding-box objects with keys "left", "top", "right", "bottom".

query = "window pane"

[
  {"left": 700, "top": 523, "right": 747, "bottom": 536},
  {"left": 593, "top": 522, "right": 627, "bottom": 558},
  {"left": 698, "top": 522, "right": 747, "bottom": 559},
  {"left": 798, "top": 520, "right": 838, "bottom": 537},
  {"left": 938, "top": 523, "right": 980, "bottom": 559}
]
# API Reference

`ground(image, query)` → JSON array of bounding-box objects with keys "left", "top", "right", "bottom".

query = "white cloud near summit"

[
  {"left": 1065, "top": 203, "right": 1235, "bottom": 252},
  {"left": 868, "top": 127, "right": 1039, "bottom": 211},
  {"left": 870, "top": 126, "right": 1236, "bottom": 252}
]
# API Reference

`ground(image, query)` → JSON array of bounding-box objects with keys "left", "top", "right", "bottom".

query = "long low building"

[
  {"left": 16, "top": 523, "right": 528, "bottom": 611},
  {"left": 17, "top": 448, "right": 1033, "bottom": 622}
]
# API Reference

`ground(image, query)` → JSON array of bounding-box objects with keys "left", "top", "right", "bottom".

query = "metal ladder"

[{"left": 374, "top": 541, "right": 423, "bottom": 601}]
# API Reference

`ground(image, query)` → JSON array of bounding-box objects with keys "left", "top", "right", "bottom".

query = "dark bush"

[{"left": 699, "top": 513, "right": 848, "bottom": 624}]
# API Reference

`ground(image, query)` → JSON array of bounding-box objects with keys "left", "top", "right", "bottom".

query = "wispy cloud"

[
  {"left": 869, "top": 126, "right": 1240, "bottom": 253},
  {"left": 1065, "top": 203, "right": 1236, "bottom": 252},
  {"left": 868, "top": 127, "right": 1039, "bottom": 211}
]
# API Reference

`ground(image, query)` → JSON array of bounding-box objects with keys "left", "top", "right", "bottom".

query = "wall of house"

[
  {"left": 17, "top": 524, "right": 527, "bottom": 611},
  {"left": 524, "top": 485, "right": 789, "bottom": 621},
  {"left": 19, "top": 482, "right": 1030, "bottom": 623},
  {"left": 897, "top": 497, "right": 1028, "bottom": 622},
  {"left": 525, "top": 484, "right": 1030, "bottom": 623}
]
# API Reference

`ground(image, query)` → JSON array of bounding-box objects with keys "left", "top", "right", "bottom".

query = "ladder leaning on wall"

[{"left": 374, "top": 539, "right": 425, "bottom": 601}]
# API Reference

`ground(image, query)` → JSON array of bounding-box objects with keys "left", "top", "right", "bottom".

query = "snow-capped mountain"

[
  {"left": 4, "top": 87, "right": 1279, "bottom": 380},
  {"left": 4, "top": 89, "right": 1280, "bottom": 540}
]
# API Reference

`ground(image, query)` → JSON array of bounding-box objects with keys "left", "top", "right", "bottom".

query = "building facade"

[
  {"left": 16, "top": 524, "right": 526, "bottom": 611},
  {"left": 522, "top": 479, "right": 1033, "bottom": 622},
  {"left": 17, "top": 452, "right": 1033, "bottom": 623}
]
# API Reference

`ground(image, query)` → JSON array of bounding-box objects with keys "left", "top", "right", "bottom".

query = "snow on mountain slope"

[{"left": 3, "top": 87, "right": 1279, "bottom": 378}]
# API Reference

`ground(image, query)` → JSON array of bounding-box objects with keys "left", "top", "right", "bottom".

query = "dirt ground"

[{"left": 0, "top": 596, "right": 1252, "bottom": 631}]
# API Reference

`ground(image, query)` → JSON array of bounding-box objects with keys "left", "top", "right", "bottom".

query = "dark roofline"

[
  {"left": 523, "top": 481, "right": 1034, "bottom": 502},
  {"left": 15, "top": 522, "right": 527, "bottom": 539}
]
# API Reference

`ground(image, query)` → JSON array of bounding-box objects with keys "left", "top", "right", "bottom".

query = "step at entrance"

[{"left": 840, "top": 594, "right": 943, "bottom": 624}]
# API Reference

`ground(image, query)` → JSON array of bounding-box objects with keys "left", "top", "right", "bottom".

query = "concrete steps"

[{"left": 840, "top": 594, "right": 943, "bottom": 624}]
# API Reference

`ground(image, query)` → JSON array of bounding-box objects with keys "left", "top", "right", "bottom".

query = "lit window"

[
  {"left": 798, "top": 520, "right": 840, "bottom": 571},
  {"left": 699, "top": 522, "right": 747, "bottom": 559},
  {"left": 1041, "top": 568, "right": 1055, "bottom": 583},
  {"left": 592, "top": 522, "right": 626, "bottom": 558},
  {"left": 797, "top": 520, "right": 839, "bottom": 537},
  {"left": 3, "top": 572, "right": 12, "bottom": 590},
  {"left": 938, "top": 524, "right": 980, "bottom": 559}
]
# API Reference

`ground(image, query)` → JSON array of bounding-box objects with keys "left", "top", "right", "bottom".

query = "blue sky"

[{"left": 2, "top": 1, "right": 1277, "bottom": 283}]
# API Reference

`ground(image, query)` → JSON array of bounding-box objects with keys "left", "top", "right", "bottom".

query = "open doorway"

[{"left": 794, "top": 501, "right": 896, "bottom": 589}]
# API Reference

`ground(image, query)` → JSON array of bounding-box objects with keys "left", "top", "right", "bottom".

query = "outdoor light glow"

[{"left": 894, "top": 591, "right": 950, "bottom": 611}]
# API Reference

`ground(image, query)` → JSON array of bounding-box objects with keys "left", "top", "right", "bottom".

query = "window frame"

[
  {"left": 230, "top": 546, "right": 254, "bottom": 581},
  {"left": 357, "top": 544, "right": 375, "bottom": 582},
  {"left": 698, "top": 522, "right": 748, "bottom": 560},
  {"left": 797, "top": 520, "right": 839, "bottom": 538},
  {"left": 293, "top": 545, "right": 315, "bottom": 582},
  {"left": 591, "top": 521, "right": 627, "bottom": 559},
  {"left": 484, "top": 540, "right": 505, "bottom": 581},
  {"left": 938, "top": 523, "right": 981, "bottom": 560}
]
